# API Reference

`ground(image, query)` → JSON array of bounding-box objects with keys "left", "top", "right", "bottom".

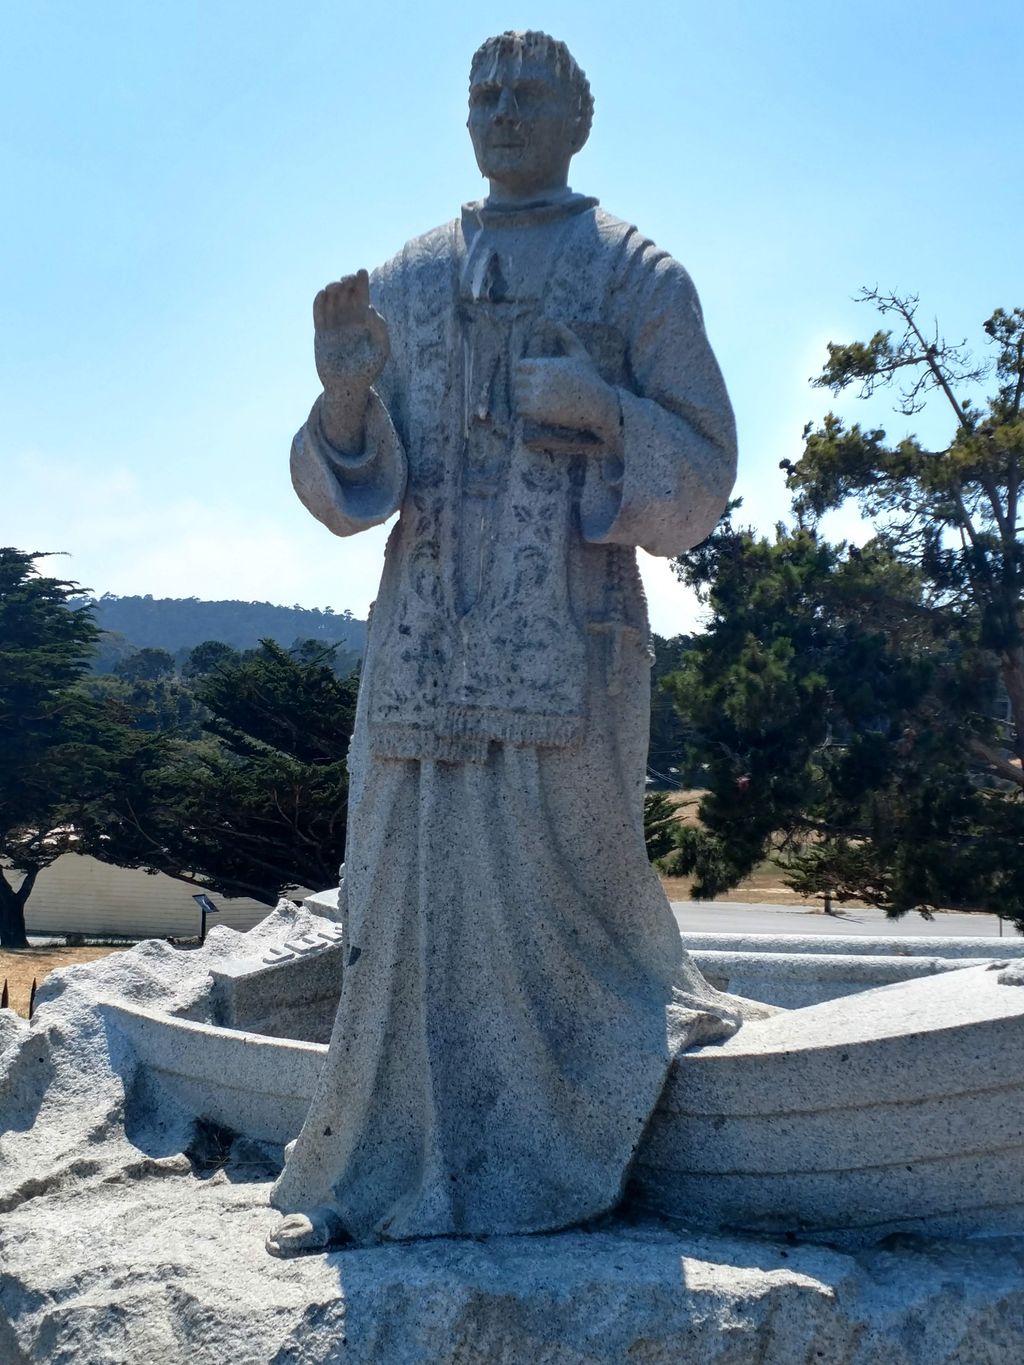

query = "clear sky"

[{"left": 2, "top": 0, "right": 1020, "bottom": 634}]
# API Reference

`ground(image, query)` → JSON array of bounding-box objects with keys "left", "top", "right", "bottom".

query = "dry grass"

[
  {"left": 655, "top": 788, "right": 870, "bottom": 909},
  {"left": 0, "top": 945, "right": 128, "bottom": 1019},
  {"left": 662, "top": 789, "right": 704, "bottom": 827},
  {"left": 657, "top": 870, "right": 850, "bottom": 908}
]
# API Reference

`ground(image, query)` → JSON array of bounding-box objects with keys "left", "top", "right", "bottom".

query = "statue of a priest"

[{"left": 268, "top": 30, "right": 757, "bottom": 1256}]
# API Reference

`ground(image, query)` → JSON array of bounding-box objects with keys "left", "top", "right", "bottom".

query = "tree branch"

[
  {"left": 968, "top": 735, "right": 1024, "bottom": 789},
  {"left": 14, "top": 864, "right": 40, "bottom": 909},
  {"left": 895, "top": 299, "right": 969, "bottom": 427}
]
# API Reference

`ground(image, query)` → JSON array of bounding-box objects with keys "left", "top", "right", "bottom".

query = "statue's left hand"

[{"left": 514, "top": 323, "right": 621, "bottom": 450}]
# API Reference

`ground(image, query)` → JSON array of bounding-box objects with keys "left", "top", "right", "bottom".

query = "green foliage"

[
  {"left": 0, "top": 550, "right": 116, "bottom": 945},
  {"left": 86, "top": 641, "right": 359, "bottom": 904},
  {"left": 642, "top": 790, "right": 679, "bottom": 862},
  {"left": 91, "top": 629, "right": 138, "bottom": 675},
  {"left": 669, "top": 293, "right": 1024, "bottom": 922},
  {"left": 181, "top": 639, "right": 238, "bottom": 679},
  {"left": 80, "top": 671, "right": 205, "bottom": 738},
  {"left": 113, "top": 647, "right": 176, "bottom": 681},
  {"left": 791, "top": 292, "right": 1024, "bottom": 770},
  {"left": 647, "top": 634, "right": 694, "bottom": 785},
  {"left": 667, "top": 516, "right": 1017, "bottom": 913}
]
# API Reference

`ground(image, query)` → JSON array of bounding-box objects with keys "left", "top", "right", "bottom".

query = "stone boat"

[
  {"left": 633, "top": 960, "right": 1024, "bottom": 1245},
  {"left": 97, "top": 914, "right": 1024, "bottom": 1248}
]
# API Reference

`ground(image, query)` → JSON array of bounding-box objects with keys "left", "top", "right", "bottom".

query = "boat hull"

[{"left": 103, "top": 962, "right": 1024, "bottom": 1246}]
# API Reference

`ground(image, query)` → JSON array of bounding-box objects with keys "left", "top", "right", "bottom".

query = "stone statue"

[{"left": 268, "top": 30, "right": 760, "bottom": 1256}]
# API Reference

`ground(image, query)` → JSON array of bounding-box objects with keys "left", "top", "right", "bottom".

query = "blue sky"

[{"left": 2, "top": 0, "right": 1020, "bottom": 633}]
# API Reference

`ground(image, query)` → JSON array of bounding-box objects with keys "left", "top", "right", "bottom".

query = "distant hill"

[{"left": 88, "top": 595, "right": 366, "bottom": 671}]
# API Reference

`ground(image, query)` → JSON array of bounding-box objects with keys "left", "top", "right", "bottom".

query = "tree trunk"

[
  {"left": 1000, "top": 647, "right": 1024, "bottom": 766},
  {"left": 0, "top": 867, "right": 36, "bottom": 950}
]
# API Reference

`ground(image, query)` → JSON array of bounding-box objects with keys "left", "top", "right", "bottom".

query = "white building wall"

[{"left": 19, "top": 854, "right": 278, "bottom": 939}]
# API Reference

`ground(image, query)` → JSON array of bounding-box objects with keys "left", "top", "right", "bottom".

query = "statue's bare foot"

[{"left": 265, "top": 1208, "right": 347, "bottom": 1258}]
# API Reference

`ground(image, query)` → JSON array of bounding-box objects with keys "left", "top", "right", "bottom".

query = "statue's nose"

[{"left": 495, "top": 86, "right": 518, "bottom": 120}]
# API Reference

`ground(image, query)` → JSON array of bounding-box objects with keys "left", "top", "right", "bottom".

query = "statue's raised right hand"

[{"left": 313, "top": 269, "right": 390, "bottom": 400}]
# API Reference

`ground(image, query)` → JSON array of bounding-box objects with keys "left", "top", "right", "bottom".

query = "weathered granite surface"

[
  {"left": 693, "top": 946, "right": 998, "bottom": 1007},
  {"left": 209, "top": 918, "right": 344, "bottom": 1042},
  {"left": 0, "top": 904, "right": 328, "bottom": 1224},
  {"left": 79, "top": 938, "right": 1024, "bottom": 1247},
  {"left": 0, "top": 1005, "right": 26, "bottom": 1052},
  {"left": 4, "top": 1172, "right": 1024, "bottom": 1365},
  {"left": 5, "top": 912, "right": 1024, "bottom": 1360},
  {"left": 685, "top": 930, "right": 1024, "bottom": 1005},
  {"left": 636, "top": 964, "right": 1024, "bottom": 1244}
]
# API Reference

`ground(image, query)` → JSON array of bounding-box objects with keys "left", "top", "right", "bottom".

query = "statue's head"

[{"left": 468, "top": 31, "right": 593, "bottom": 200}]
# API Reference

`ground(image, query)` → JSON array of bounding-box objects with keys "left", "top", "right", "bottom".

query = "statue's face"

[{"left": 468, "top": 50, "right": 582, "bottom": 197}]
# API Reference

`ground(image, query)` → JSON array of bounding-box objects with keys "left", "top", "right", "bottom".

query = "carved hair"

[{"left": 470, "top": 31, "right": 594, "bottom": 147}]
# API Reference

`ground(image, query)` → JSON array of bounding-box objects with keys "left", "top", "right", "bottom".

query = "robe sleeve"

[
  {"left": 290, "top": 388, "right": 407, "bottom": 538},
  {"left": 579, "top": 239, "right": 736, "bottom": 559}
]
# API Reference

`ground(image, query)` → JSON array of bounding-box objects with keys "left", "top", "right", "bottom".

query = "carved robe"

[{"left": 273, "top": 193, "right": 746, "bottom": 1242}]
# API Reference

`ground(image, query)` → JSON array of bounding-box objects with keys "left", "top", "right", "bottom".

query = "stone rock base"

[
  {"left": 4, "top": 914, "right": 1024, "bottom": 1362},
  {"left": 2, "top": 1142, "right": 1023, "bottom": 1364}
]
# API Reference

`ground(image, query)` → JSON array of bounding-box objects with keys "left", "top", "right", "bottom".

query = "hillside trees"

[
  {"left": 82, "top": 665, "right": 205, "bottom": 737},
  {"left": 113, "top": 646, "right": 175, "bottom": 681},
  {"left": 89, "top": 594, "right": 364, "bottom": 669},
  {"left": 1, "top": 554, "right": 360, "bottom": 942},
  {"left": 85, "top": 641, "right": 359, "bottom": 904},
  {"left": 668, "top": 295, "right": 1024, "bottom": 921}
]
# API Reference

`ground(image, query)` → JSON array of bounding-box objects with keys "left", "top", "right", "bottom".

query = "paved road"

[
  {"left": 670, "top": 900, "right": 1021, "bottom": 939},
  {"left": 29, "top": 901, "right": 1019, "bottom": 947}
]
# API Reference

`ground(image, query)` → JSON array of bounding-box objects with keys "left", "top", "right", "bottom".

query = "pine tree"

[
  {"left": 87, "top": 641, "right": 359, "bottom": 904},
  {"left": 0, "top": 550, "right": 101, "bottom": 946},
  {"left": 668, "top": 297, "right": 1024, "bottom": 924}
]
